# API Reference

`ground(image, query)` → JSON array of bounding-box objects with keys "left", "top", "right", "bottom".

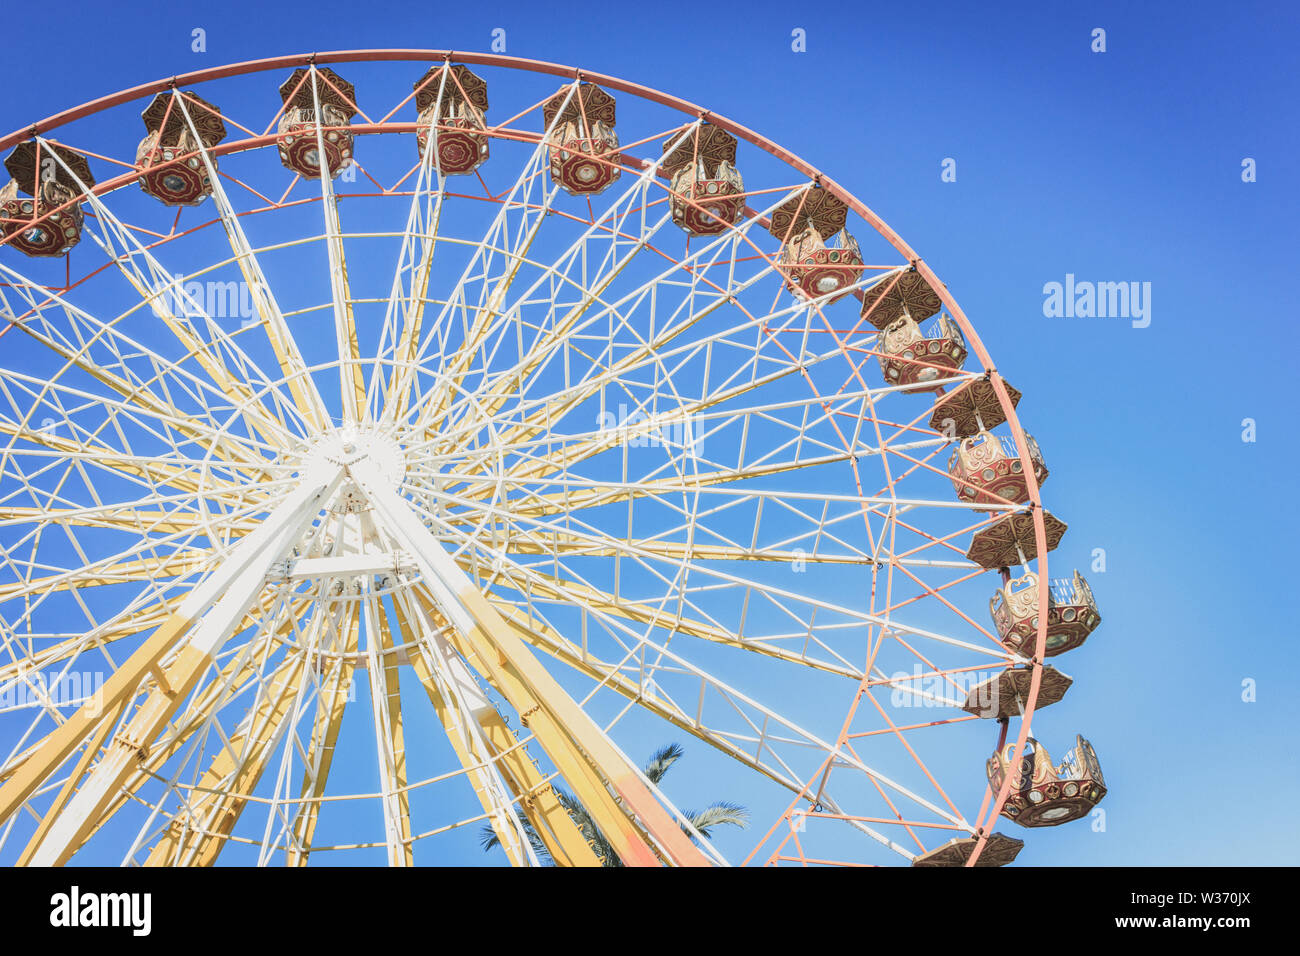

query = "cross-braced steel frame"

[{"left": 0, "top": 51, "right": 1060, "bottom": 867}]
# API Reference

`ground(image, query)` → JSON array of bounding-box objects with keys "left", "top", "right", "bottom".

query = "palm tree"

[{"left": 480, "top": 742, "right": 748, "bottom": 866}]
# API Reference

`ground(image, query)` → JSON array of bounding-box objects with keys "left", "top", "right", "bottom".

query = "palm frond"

[
  {"left": 643, "top": 742, "right": 684, "bottom": 784},
  {"left": 684, "top": 801, "right": 750, "bottom": 839},
  {"left": 479, "top": 823, "right": 502, "bottom": 852},
  {"left": 557, "top": 788, "right": 619, "bottom": 866},
  {"left": 478, "top": 819, "right": 555, "bottom": 865},
  {"left": 478, "top": 743, "right": 747, "bottom": 866},
  {"left": 526, "top": 829, "right": 553, "bottom": 864}
]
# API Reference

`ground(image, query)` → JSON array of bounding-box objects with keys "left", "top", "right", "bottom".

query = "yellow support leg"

[
  {"left": 288, "top": 605, "right": 359, "bottom": 867},
  {"left": 394, "top": 594, "right": 599, "bottom": 867}
]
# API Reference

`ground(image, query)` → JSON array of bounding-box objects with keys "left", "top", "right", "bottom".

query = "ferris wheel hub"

[{"left": 293, "top": 426, "right": 408, "bottom": 513}]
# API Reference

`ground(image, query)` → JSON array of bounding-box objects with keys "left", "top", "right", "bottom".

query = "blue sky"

[{"left": 2, "top": 0, "right": 1297, "bottom": 865}]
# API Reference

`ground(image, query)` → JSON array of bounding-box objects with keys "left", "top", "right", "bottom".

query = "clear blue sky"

[{"left": 3, "top": 0, "right": 1297, "bottom": 865}]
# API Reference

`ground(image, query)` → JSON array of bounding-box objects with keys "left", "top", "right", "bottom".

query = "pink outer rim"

[{"left": 0, "top": 50, "right": 1052, "bottom": 866}]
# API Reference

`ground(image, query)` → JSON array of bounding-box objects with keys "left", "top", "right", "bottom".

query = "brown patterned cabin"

[
  {"left": 990, "top": 570, "right": 1101, "bottom": 657},
  {"left": 987, "top": 735, "right": 1106, "bottom": 827},
  {"left": 777, "top": 226, "right": 863, "bottom": 302},
  {"left": 662, "top": 125, "right": 744, "bottom": 236},
  {"left": 878, "top": 311, "right": 968, "bottom": 391},
  {"left": 769, "top": 189, "right": 861, "bottom": 302},
  {"left": 135, "top": 92, "right": 226, "bottom": 206},
  {"left": 962, "top": 664, "right": 1073, "bottom": 718},
  {"left": 277, "top": 68, "right": 357, "bottom": 180},
  {"left": 0, "top": 141, "right": 92, "bottom": 257},
  {"left": 414, "top": 64, "right": 489, "bottom": 176},
  {"left": 948, "top": 429, "right": 1048, "bottom": 510},
  {"left": 545, "top": 83, "right": 621, "bottom": 197},
  {"left": 930, "top": 376, "right": 1021, "bottom": 440}
]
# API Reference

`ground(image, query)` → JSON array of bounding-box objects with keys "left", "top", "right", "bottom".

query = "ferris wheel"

[{"left": 0, "top": 51, "right": 1107, "bottom": 867}]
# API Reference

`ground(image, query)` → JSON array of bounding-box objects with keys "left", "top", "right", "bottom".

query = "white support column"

[{"left": 175, "top": 468, "right": 343, "bottom": 630}]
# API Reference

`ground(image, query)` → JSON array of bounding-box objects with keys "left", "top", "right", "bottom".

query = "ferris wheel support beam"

[
  {"left": 396, "top": 581, "right": 599, "bottom": 866},
  {"left": 0, "top": 618, "right": 182, "bottom": 824},
  {"left": 174, "top": 95, "right": 331, "bottom": 434},
  {"left": 397, "top": 599, "right": 529, "bottom": 866},
  {"left": 361, "top": 583, "right": 414, "bottom": 866},
  {"left": 378, "top": 107, "right": 447, "bottom": 423},
  {"left": 489, "top": 604, "right": 809, "bottom": 798},
  {"left": 471, "top": 704, "right": 598, "bottom": 866},
  {"left": 368, "top": 542, "right": 665, "bottom": 869},
  {"left": 0, "top": 594, "right": 309, "bottom": 800},
  {"left": 252, "top": 594, "right": 359, "bottom": 867},
  {"left": 349, "top": 457, "right": 710, "bottom": 867},
  {"left": 0, "top": 604, "right": 177, "bottom": 700},
  {"left": 400, "top": 117, "right": 566, "bottom": 432},
  {"left": 394, "top": 593, "right": 555, "bottom": 867},
  {"left": 13, "top": 697, "right": 128, "bottom": 866},
  {"left": 422, "top": 589, "right": 671, "bottom": 866},
  {"left": 63, "top": 596, "right": 316, "bottom": 861},
  {"left": 144, "top": 649, "right": 311, "bottom": 865},
  {"left": 286, "top": 603, "right": 359, "bottom": 867},
  {"left": 308, "top": 70, "right": 367, "bottom": 426},
  {"left": 6, "top": 468, "right": 340, "bottom": 865},
  {"left": 160, "top": 593, "right": 347, "bottom": 867},
  {"left": 34, "top": 139, "right": 302, "bottom": 450}
]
